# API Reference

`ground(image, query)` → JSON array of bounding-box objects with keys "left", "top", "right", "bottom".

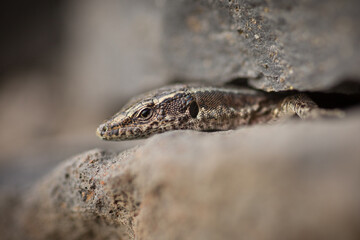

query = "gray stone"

[
  {"left": 20, "top": 149, "right": 139, "bottom": 240},
  {"left": 163, "top": 0, "right": 360, "bottom": 92},
  {"left": 17, "top": 111, "right": 360, "bottom": 240}
]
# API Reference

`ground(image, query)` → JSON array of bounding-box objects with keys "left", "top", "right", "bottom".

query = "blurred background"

[{"left": 0, "top": 0, "right": 168, "bottom": 189}]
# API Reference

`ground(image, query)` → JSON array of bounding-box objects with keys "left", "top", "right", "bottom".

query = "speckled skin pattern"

[{"left": 96, "top": 83, "right": 337, "bottom": 141}]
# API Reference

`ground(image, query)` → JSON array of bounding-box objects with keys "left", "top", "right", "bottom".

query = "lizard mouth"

[{"left": 96, "top": 122, "right": 145, "bottom": 141}]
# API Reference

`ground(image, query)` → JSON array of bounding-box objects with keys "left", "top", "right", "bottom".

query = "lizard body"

[{"left": 96, "top": 83, "right": 341, "bottom": 141}]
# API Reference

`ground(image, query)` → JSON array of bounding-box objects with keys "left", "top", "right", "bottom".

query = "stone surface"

[
  {"left": 134, "top": 113, "right": 360, "bottom": 240},
  {"left": 20, "top": 149, "right": 139, "bottom": 240},
  {"left": 163, "top": 0, "right": 360, "bottom": 91},
  {"left": 16, "top": 111, "right": 360, "bottom": 240}
]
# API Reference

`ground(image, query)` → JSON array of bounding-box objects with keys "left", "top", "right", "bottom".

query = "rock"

[
  {"left": 18, "top": 111, "right": 360, "bottom": 239},
  {"left": 20, "top": 149, "right": 139, "bottom": 240},
  {"left": 134, "top": 113, "right": 360, "bottom": 240},
  {"left": 163, "top": 0, "right": 360, "bottom": 92}
]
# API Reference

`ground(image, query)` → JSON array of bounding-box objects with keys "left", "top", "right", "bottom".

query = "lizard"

[{"left": 96, "top": 83, "right": 343, "bottom": 141}]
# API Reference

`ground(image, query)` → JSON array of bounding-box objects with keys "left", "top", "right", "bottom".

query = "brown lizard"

[{"left": 96, "top": 83, "right": 343, "bottom": 141}]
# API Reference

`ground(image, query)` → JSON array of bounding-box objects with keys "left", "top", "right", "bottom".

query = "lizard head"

[{"left": 96, "top": 85, "right": 199, "bottom": 140}]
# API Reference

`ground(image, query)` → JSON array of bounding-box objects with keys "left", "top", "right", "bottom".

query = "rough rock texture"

[
  {"left": 18, "top": 112, "right": 360, "bottom": 240},
  {"left": 20, "top": 149, "right": 139, "bottom": 240},
  {"left": 163, "top": 0, "right": 360, "bottom": 91}
]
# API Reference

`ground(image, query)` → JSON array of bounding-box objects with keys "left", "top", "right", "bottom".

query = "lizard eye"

[{"left": 139, "top": 108, "right": 153, "bottom": 119}]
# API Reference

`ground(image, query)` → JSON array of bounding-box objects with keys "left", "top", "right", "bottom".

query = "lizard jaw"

[{"left": 96, "top": 121, "right": 148, "bottom": 141}]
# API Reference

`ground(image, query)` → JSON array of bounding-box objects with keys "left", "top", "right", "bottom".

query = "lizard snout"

[
  {"left": 96, "top": 123, "right": 109, "bottom": 139},
  {"left": 96, "top": 121, "right": 123, "bottom": 140}
]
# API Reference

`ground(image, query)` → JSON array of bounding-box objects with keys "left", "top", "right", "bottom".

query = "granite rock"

[{"left": 163, "top": 0, "right": 360, "bottom": 92}]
